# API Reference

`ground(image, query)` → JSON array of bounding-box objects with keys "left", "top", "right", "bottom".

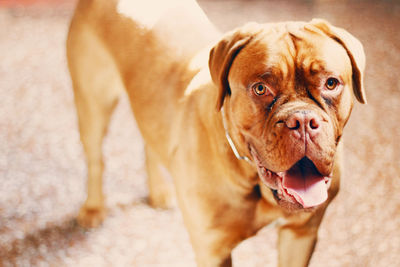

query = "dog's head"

[{"left": 209, "top": 19, "right": 366, "bottom": 210}]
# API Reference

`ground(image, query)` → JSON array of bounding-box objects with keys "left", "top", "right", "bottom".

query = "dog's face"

[{"left": 209, "top": 19, "right": 366, "bottom": 210}]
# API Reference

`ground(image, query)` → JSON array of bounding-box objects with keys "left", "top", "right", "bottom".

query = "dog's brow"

[
  {"left": 259, "top": 70, "right": 282, "bottom": 87},
  {"left": 260, "top": 71, "right": 273, "bottom": 79}
]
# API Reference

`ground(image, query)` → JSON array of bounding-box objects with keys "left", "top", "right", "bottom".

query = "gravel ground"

[{"left": 0, "top": 0, "right": 399, "bottom": 266}]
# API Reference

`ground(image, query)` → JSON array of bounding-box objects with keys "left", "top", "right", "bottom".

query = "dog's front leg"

[
  {"left": 181, "top": 209, "right": 238, "bottom": 267},
  {"left": 187, "top": 226, "right": 238, "bottom": 267},
  {"left": 178, "top": 192, "right": 261, "bottom": 267},
  {"left": 195, "top": 247, "right": 233, "bottom": 267},
  {"left": 277, "top": 206, "right": 328, "bottom": 267}
]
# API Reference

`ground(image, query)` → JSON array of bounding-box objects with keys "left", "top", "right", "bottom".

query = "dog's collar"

[{"left": 221, "top": 107, "right": 252, "bottom": 163}]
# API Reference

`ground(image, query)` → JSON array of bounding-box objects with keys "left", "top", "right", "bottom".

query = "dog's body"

[{"left": 67, "top": 0, "right": 366, "bottom": 266}]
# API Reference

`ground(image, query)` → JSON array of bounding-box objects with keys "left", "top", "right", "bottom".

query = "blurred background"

[{"left": 0, "top": 0, "right": 399, "bottom": 266}]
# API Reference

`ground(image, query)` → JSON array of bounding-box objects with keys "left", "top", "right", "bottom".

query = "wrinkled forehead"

[{"left": 229, "top": 22, "right": 352, "bottom": 84}]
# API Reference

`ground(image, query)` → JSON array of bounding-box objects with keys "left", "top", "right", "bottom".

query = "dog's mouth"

[{"left": 253, "top": 153, "right": 332, "bottom": 209}]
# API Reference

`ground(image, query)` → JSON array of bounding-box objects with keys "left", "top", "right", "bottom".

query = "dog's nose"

[{"left": 285, "top": 111, "right": 321, "bottom": 135}]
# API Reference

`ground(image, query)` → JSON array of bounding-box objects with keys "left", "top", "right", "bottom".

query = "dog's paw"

[{"left": 77, "top": 205, "right": 106, "bottom": 228}]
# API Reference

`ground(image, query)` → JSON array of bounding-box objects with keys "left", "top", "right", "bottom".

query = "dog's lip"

[
  {"left": 258, "top": 166, "right": 332, "bottom": 202},
  {"left": 250, "top": 147, "right": 332, "bottom": 208}
]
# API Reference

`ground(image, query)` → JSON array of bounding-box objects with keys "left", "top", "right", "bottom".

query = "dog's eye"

[
  {"left": 252, "top": 83, "right": 269, "bottom": 96},
  {"left": 325, "top": 78, "right": 339, "bottom": 90}
]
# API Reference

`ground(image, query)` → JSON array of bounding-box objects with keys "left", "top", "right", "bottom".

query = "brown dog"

[{"left": 67, "top": 0, "right": 366, "bottom": 266}]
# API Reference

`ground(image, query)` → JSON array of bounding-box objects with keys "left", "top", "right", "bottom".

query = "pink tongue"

[{"left": 282, "top": 160, "right": 328, "bottom": 208}]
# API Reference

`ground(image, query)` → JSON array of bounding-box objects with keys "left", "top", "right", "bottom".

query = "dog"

[{"left": 67, "top": 0, "right": 366, "bottom": 266}]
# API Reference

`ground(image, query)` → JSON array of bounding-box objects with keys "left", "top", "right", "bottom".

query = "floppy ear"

[
  {"left": 209, "top": 23, "right": 262, "bottom": 110},
  {"left": 308, "top": 19, "right": 367, "bottom": 104}
]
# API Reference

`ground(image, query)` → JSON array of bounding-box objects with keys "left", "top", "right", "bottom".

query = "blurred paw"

[{"left": 77, "top": 204, "right": 106, "bottom": 228}]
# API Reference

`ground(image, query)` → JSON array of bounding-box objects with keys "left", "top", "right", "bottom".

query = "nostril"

[
  {"left": 286, "top": 115, "right": 301, "bottom": 130},
  {"left": 309, "top": 118, "right": 320, "bottom": 130},
  {"left": 292, "top": 120, "right": 300, "bottom": 130}
]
